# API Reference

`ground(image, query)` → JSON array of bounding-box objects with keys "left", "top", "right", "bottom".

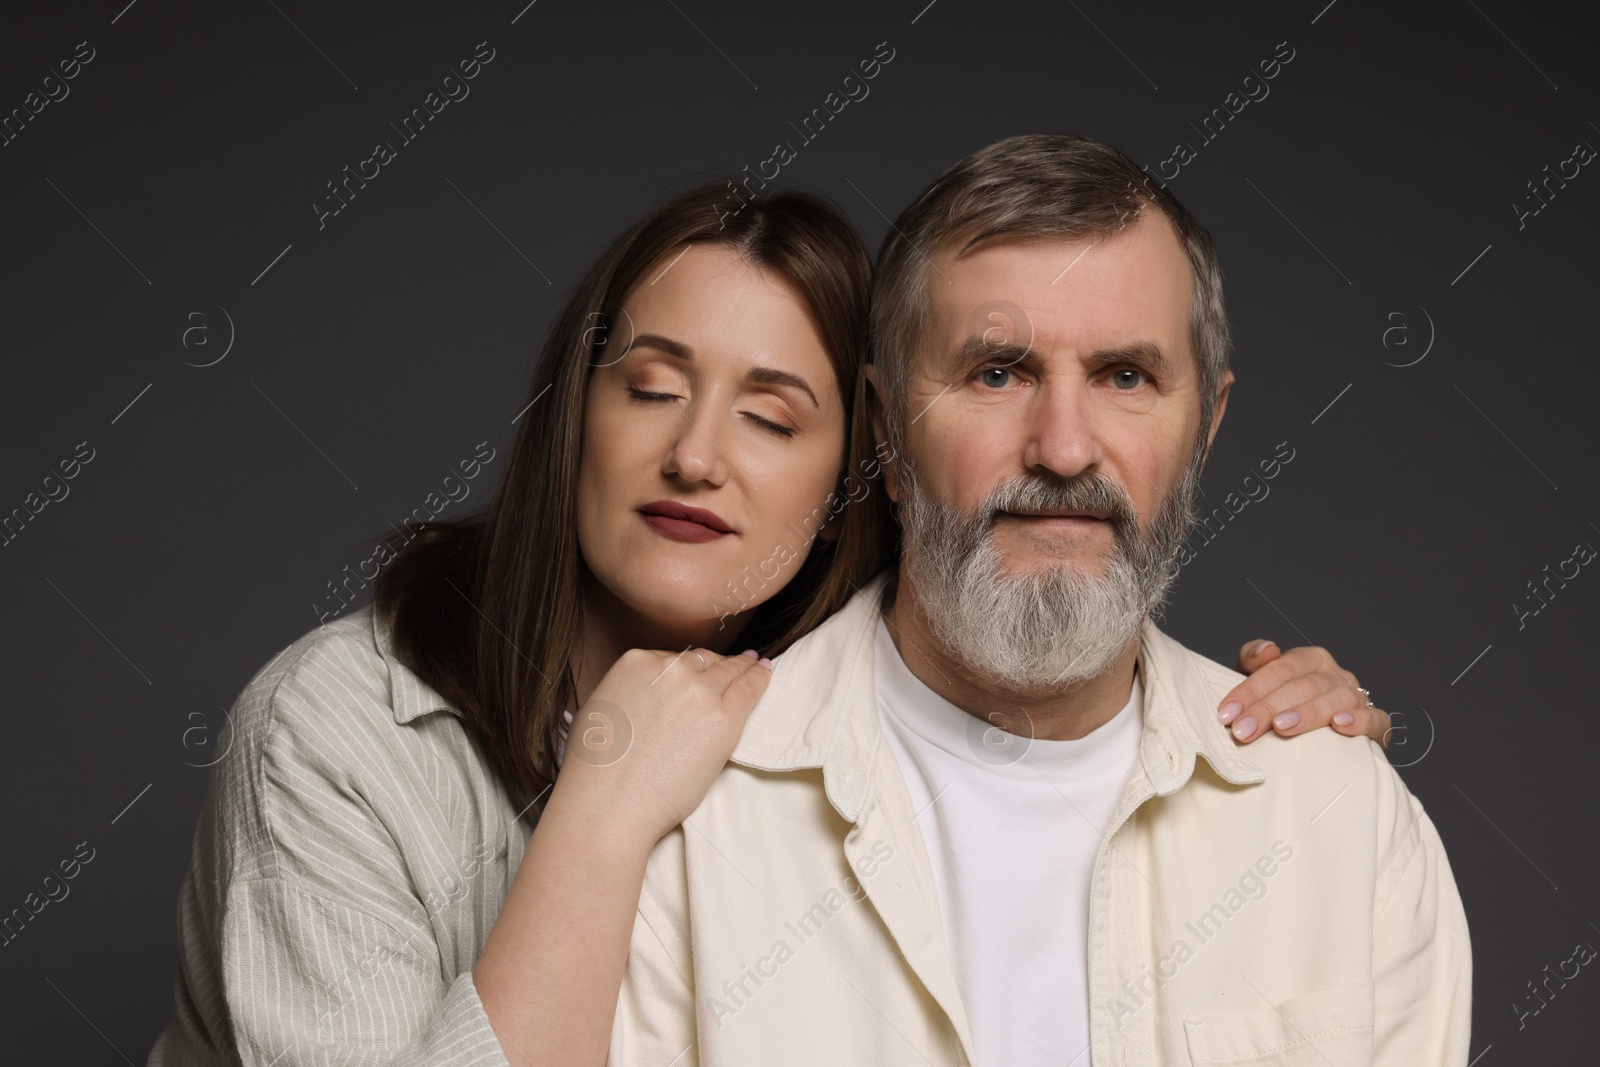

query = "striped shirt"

[{"left": 147, "top": 604, "right": 534, "bottom": 1066}]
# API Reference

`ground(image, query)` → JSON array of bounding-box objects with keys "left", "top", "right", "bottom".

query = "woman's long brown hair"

[{"left": 372, "top": 181, "right": 893, "bottom": 813}]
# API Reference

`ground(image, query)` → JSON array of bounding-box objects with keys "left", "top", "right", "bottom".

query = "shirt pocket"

[{"left": 1181, "top": 979, "right": 1373, "bottom": 1066}]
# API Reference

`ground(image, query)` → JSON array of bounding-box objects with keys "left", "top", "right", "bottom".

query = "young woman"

[{"left": 148, "top": 183, "right": 1389, "bottom": 1067}]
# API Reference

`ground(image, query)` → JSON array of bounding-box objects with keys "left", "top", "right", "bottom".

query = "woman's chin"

[{"left": 611, "top": 574, "right": 761, "bottom": 643}]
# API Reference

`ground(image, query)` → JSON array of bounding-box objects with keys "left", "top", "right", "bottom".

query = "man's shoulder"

[
  {"left": 1182, "top": 638, "right": 1372, "bottom": 768},
  {"left": 733, "top": 571, "right": 893, "bottom": 772},
  {"left": 1149, "top": 624, "right": 1429, "bottom": 877},
  {"left": 1147, "top": 622, "right": 1382, "bottom": 772}
]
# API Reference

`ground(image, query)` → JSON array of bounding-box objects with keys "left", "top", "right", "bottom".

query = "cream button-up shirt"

[{"left": 611, "top": 570, "right": 1472, "bottom": 1067}]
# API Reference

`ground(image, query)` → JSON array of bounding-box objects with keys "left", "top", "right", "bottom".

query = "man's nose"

[
  {"left": 1020, "top": 381, "right": 1100, "bottom": 478},
  {"left": 662, "top": 401, "right": 731, "bottom": 485}
]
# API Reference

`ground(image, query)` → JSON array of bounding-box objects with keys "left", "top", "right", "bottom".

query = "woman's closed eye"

[
  {"left": 627, "top": 386, "right": 797, "bottom": 438},
  {"left": 742, "top": 411, "right": 795, "bottom": 438}
]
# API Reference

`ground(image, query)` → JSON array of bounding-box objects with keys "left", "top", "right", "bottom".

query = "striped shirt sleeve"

[
  {"left": 147, "top": 611, "right": 520, "bottom": 1067},
  {"left": 217, "top": 878, "right": 508, "bottom": 1066}
]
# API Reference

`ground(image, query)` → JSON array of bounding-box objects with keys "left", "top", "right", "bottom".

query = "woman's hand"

[
  {"left": 478, "top": 647, "right": 770, "bottom": 1067},
  {"left": 552, "top": 646, "right": 773, "bottom": 854},
  {"left": 1217, "top": 640, "right": 1391, "bottom": 748}
]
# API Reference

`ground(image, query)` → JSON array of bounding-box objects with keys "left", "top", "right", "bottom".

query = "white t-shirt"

[{"left": 873, "top": 617, "right": 1143, "bottom": 1067}]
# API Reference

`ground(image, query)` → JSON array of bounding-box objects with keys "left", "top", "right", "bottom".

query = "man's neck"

[{"left": 880, "top": 569, "right": 1141, "bottom": 742}]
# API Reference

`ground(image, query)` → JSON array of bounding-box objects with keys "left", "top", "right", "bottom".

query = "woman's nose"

[{"left": 662, "top": 404, "right": 730, "bottom": 485}]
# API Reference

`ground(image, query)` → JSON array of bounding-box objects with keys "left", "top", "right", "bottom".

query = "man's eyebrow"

[
  {"left": 1087, "top": 340, "right": 1174, "bottom": 378},
  {"left": 945, "top": 335, "right": 1034, "bottom": 374},
  {"left": 626, "top": 333, "right": 820, "bottom": 408}
]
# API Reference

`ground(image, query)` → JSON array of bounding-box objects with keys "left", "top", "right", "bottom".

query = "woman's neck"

[{"left": 569, "top": 569, "right": 755, "bottom": 707}]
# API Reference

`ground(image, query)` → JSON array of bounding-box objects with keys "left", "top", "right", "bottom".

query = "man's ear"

[
  {"left": 861, "top": 363, "right": 900, "bottom": 504},
  {"left": 1197, "top": 370, "right": 1234, "bottom": 473}
]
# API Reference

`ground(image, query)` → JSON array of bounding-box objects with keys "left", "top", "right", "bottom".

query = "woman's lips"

[
  {"left": 637, "top": 501, "right": 734, "bottom": 544},
  {"left": 640, "top": 512, "right": 731, "bottom": 543}
]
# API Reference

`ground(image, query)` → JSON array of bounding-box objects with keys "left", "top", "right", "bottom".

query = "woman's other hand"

[{"left": 1217, "top": 640, "right": 1391, "bottom": 748}]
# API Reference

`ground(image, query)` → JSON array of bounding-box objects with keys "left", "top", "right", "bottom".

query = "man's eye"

[
  {"left": 1110, "top": 368, "right": 1148, "bottom": 390},
  {"left": 978, "top": 366, "right": 1014, "bottom": 388}
]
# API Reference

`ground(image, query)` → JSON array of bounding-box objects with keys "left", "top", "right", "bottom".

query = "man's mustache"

[{"left": 971, "top": 474, "right": 1139, "bottom": 539}]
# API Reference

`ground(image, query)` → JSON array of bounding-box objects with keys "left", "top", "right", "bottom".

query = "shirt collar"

[
  {"left": 729, "top": 568, "right": 1266, "bottom": 821},
  {"left": 367, "top": 604, "right": 462, "bottom": 725},
  {"left": 1135, "top": 615, "right": 1268, "bottom": 795}
]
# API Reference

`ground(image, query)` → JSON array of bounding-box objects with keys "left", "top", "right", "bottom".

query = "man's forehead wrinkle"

[
  {"left": 922, "top": 228, "right": 1195, "bottom": 386},
  {"left": 941, "top": 252, "right": 1110, "bottom": 314}
]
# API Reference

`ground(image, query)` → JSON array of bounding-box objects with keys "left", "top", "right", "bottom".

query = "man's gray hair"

[{"left": 868, "top": 133, "right": 1231, "bottom": 470}]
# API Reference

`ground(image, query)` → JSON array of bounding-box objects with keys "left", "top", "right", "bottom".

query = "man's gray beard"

[{"left": 896, "top": 452, "right": 1201, "bottom": 692}]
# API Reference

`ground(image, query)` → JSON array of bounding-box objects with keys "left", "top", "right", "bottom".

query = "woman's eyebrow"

[
  {"left": 630, "top": 332, "right": 820, "bottom": 409},
  {"left": 745, "top": 366, "right": 819, "bottom": 409},
  {"left": 630, "top": 333, "right": 690, "bottom": 358}
]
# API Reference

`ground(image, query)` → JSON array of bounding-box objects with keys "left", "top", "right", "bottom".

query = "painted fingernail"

[
  {"left": 741, "top": 649, "right": 760, "bottom": 659},
  {"left": 758, "top": 657, "right": 774, "bottom": 669},
  {"left": 1333, "top": 712, "right": 1355, "bottom": 727},
  {"left": 1218, "top": 700, "right": 1242, "bottom": 725},
  {"left": 1272, "top": 710, "right": 1301, "bottom": 731},
  {"left": 1232, "top": 715, "right": 1257, "bottom": 740}
]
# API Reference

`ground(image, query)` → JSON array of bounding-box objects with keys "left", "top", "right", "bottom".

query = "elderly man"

[{"left": 608, "top": 134, "right": 1471, "bottom": 1067}]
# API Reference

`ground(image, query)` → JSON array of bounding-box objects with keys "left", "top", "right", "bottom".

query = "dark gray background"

[{"left": 1, "top": 0, "right": 1595, "bottom": 1061}]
